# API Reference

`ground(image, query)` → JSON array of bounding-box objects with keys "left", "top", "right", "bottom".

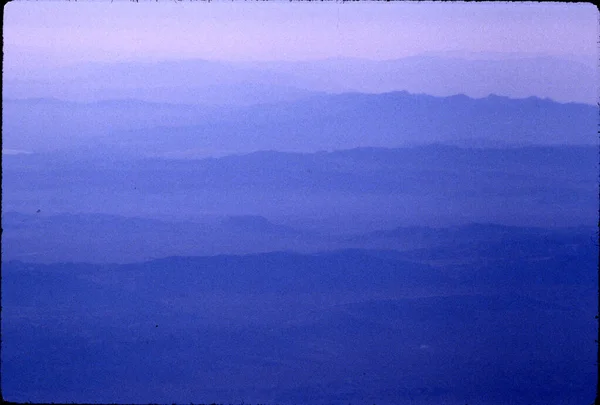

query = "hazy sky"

[{"left": 4, "top": 1, "right": 598, "bottom": 71}]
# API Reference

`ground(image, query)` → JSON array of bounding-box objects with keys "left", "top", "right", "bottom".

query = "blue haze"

[{"left": 2, "top": 54, "right": 599, "bottom": 405}]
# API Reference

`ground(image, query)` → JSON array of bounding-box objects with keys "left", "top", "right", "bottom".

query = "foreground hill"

[{"left": 2, "top": 226, "right": 597, "bottom": 404}]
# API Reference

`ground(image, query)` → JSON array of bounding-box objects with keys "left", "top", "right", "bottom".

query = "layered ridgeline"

[
  {"left": 3, "top": 144, "right": 597, "bottom": 264},
  {"left": 3, "top": 224, "right": 597, "bottom": 404},
  {"left": 3, "top": 60, "right": 598, "bottom": 405},
  {"left": 3, "top": 91, "right": 596, "bottom": 156}
]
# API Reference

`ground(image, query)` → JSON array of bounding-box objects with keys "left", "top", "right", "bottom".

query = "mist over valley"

[{"left": 2, "top": 3, "right": 598, "bottom": 404}]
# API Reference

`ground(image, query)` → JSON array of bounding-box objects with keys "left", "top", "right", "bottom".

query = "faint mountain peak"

[{"left": 4, "top": 97, "right": 72, "bottom": 105}]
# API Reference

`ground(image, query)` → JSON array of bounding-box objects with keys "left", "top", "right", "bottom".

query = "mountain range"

[
  {"left": 2, "top": 52, "right": 598, "bottom": 405},
  {"left": 3, "top": 90, "right": 596, "bottom": 156},
  {"left": 4, "top": 54, "right": 596, "bottom": 104}
]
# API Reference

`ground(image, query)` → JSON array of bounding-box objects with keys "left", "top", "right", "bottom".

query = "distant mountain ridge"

[
  {"left": 4, "top": 90, "right": 596, "bottom": 155},
  {"left": 4, "top": 53, "right": 595, "bottom": 104}
]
